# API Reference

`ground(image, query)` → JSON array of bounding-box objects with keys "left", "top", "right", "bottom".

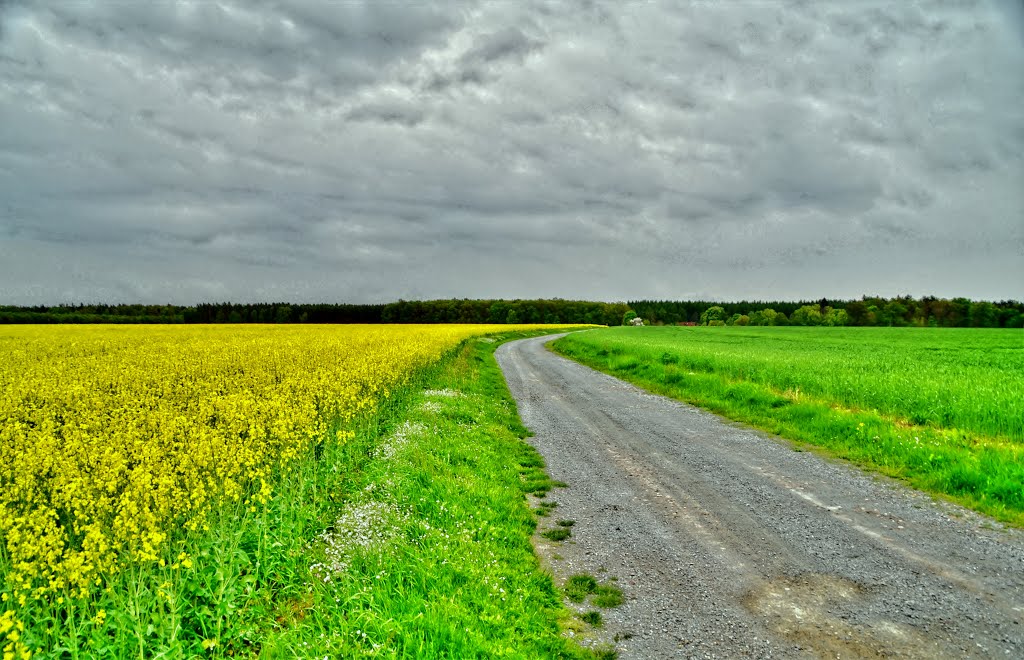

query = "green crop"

[{"left": 554, "top": 326, "right": 1024, "bottom": 525}]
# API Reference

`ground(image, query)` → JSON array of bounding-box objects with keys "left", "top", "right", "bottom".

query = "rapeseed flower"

[{"left": 0, "top": 324, "right": 573, "bottom": 599}]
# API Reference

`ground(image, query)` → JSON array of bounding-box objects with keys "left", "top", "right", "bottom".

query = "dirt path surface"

[{"left": 496, "top": 334, "right": 1023, "bottom": 659}]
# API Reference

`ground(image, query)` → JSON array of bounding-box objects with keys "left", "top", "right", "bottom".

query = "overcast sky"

[{"left": 1, "top": 0, "right": 1022, "bottom": 305}]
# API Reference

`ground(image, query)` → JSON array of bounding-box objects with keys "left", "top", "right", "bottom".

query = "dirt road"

[{"left": 496, "top": 334, "right": 1023, "bottom": 659}]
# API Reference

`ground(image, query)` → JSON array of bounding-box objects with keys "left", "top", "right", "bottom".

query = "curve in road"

[{"left": 496, "top": 333, "right": 1023, "bottom": 659}]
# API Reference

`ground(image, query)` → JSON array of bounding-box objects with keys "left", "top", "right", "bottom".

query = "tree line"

[
  {"left": 1, "top": 296, "right": 1020, "bottom": 328},
  {"left": 0, "top": 304, "right": 187, "bottom": 324},
  {"left": 629, "top": 296, "right": 1024, "bottom": 328},
  {"left": 0, "top": 299, "right": 628, "bottom": 326}
]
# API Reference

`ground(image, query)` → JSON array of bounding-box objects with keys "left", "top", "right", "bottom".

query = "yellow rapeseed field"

[{"left": 0, "top": 324, "right": 565, "bottom": 603}]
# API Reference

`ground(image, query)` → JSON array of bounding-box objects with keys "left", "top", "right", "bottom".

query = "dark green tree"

[{"left": 700, "top": 306, "right": 726, "bottom": 325}]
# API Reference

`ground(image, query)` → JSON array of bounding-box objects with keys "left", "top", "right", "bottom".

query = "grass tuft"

[
  {"left": 542, "top": 528, "right": 572, "bottom": 542},
  {"left": 593, "top": 584, "right": 625, "bottom": 608},
  {"left": 565, "top": 574, "right": 599, "bottom": 602}
]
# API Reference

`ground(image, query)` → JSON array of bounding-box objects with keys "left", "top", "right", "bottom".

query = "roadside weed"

[
  {"left": 542, "top": 528, "right": 572, "bottom": 542},
  {"left": 593, "top": 585, "right": 625, "bottom": 608},
  {"left": 565, "top": 574, "right": 599, "bottom": 602}
]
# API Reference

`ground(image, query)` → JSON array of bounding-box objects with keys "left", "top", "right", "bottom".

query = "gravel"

[{"left": 496, "top": 334, "right": 1024, "bottom": 659}]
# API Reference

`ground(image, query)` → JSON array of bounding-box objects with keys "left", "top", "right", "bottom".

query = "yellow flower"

[
  {"left": 1, "top": 610, "right": 31, "bottom": 660},
  {"left": 0, "top": 323, "right": 578, "bottom": 598}
]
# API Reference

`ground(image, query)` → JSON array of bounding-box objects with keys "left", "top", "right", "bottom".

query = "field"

[
  {"left": 552, "top": 326, "right": 1024, "bottom": 524},
  {"left": 0, "top": 324, "right": 602, "bottom": 658}
]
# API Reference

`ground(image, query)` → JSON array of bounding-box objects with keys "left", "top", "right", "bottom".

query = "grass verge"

[
  {"left": 552, "top": 329, "right": 1024, "bottom": 527},
  {"left": 4, "top": 331, "right": 599, "bottom": 658}
]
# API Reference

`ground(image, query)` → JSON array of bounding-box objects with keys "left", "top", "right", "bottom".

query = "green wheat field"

[{"left": 553, "top": 326, "right": 1024, "bottom": 525}]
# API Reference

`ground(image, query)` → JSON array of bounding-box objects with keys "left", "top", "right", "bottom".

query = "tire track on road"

[{"left": 497, "top": 334, "right": 1023, "bottom": 659}]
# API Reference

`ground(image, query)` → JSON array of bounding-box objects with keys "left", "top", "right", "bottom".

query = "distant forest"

[
  {"left": 0, "top": 299, "right": 627, "bottom": 326},
  {"left": 0, "top": 296, "right": 1021, "bottom": 328},
  {"left": 628, "top": 296, "right": 1023, "bottom": 328}
]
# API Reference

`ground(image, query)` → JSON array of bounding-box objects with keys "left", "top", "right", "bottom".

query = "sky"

[{"left": 1, "top": 0, "right": 1022, "bottom": 305}]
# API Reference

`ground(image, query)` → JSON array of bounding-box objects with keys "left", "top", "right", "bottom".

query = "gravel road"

[{"left": 496, "top": 334, "right": 1023, "bottom": 659}]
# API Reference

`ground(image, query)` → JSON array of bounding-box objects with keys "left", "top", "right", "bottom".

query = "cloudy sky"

[{"left": 1, "top": 0, "right": 1022, "bottom": 305}]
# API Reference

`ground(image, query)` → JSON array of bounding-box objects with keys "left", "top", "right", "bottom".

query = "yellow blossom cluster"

[
  {"left": 0, "top": 324, "right": 564, "bottom": 598},
  {"left": 1, "top": 608, "right": 30, "bottom": 660}
]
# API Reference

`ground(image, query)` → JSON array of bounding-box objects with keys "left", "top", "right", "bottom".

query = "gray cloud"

[{"left": 1, "top": 0, "right": 1021, "bottom": 305}]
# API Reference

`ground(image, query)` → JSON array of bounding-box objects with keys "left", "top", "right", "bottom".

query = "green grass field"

[{"left": 552, "top": 327, "right": 1024, "bottom": 525}]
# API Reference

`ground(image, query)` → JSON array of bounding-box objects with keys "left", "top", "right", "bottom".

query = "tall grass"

[{"left": 553, "top": 327, "right": 1024, "bottom": 525}]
